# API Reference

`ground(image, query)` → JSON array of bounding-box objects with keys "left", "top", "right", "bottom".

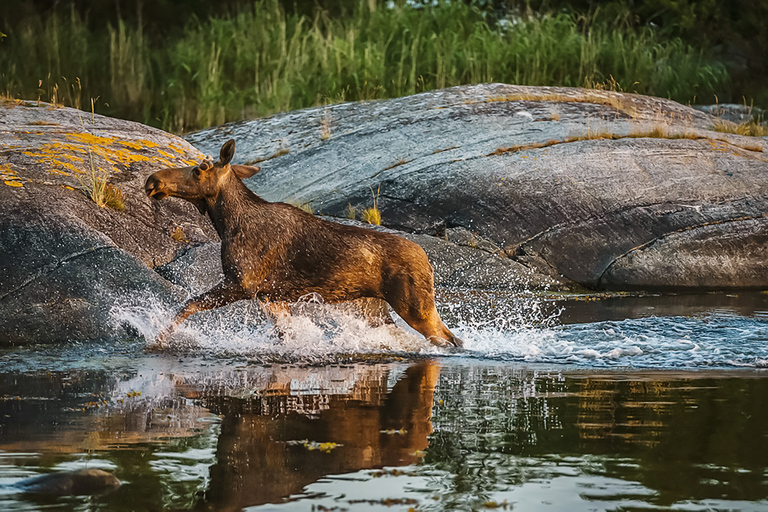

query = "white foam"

[
  {"left": 111, "top": 293, "right": 444, "bottom": 362},
  {"left": 109, "top": 291, "right": 768, "bottom": 369}
]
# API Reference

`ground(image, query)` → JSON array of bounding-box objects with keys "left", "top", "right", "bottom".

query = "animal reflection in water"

[
  {"left": 195, "top": 361, "right": 439, "bottom": 511},
  {"left": 145, "top": 139, "right": 462, "bottom": 348}
]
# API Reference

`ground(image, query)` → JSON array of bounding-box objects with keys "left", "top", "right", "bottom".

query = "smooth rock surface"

[{"left": 189, "top": 83, "right": 768, "bottom": 290}]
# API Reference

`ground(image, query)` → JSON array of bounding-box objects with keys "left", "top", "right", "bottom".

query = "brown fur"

[{"left": 145, "top": 139, "right": 461, "bottom": 347}]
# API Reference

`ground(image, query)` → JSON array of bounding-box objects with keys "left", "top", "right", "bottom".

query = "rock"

[
  {"left": 692, "top": 103, "right": 766, "bottom": 125},
  {"left": 0, "top": 100, "right": 217, "bottom": 345},
  {"left": 188, "top": 83, "right": 768, "bottom": 290},
  {"left": 4, "top": 85, "right": 766, "bottom": 345},
  {"left": 156, "top": 242, "right": 223, "bottom": 296},
  {"left": 1, "top": 97, "right": 545, "bottom": 346},
  {"left": 15, "top": 468, "right": 120, "bottom": 496},
  {"left": 323, "top": 218, "right": 562, "bottom": 290}
]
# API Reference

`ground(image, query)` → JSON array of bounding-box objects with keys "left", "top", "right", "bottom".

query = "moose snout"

[{"left": 144, "top": 174, "right": 168, "bottom": 200}]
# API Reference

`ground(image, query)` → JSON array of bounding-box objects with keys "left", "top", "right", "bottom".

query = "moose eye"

[{"left": 193, "top": 166, "right": 203, "bottom": 178}]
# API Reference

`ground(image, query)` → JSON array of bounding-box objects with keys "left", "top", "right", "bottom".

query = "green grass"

[{"left": 0, "top": 1, "right": 730, "bottom": 133}]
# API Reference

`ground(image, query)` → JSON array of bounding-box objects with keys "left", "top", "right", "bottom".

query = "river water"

[{"left": 1, "top": 291, "right": 767, "bottom": 511}]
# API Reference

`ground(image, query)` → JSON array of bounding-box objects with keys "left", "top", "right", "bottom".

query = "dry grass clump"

[
  {"left": 170, "top": 226, "right": 189, "bottom": 243},
  {"left": 484, "top": 79, "right": 640, "bottom": 118},
  {"left": 362, "top": 207, "right": 381, "bottom": 225},
  {"left": 320, "top": 107, "right": 332, "bottom": 140},
  {"left": 77, "top": 148, "right": 125, "bottom": 210},
  {"left": 345, "top": 203, "right": 356, "bottom": 220},
  {"left": 490, "top": 127, "right": 702, "bottom": 156},
  {"left": 383, "top": 158, "right": 410, "bottom": 171},
  {"left": 713, "top": 119, "right": 768, "bottom": 137},
  {"left": 81, "top": 177, "right": 125, "bottom": 210},
  {"left": 362, "top": 185, "right": 381, "bottom": 225}
]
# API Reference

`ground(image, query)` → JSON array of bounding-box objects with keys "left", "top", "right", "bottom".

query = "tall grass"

[{"left": 0, "top": 1, "right": 729, "bottom": 133}]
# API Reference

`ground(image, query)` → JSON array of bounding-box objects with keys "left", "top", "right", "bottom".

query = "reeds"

[{"left": 0, "top": 1, "right": 730, "bottom": 133}]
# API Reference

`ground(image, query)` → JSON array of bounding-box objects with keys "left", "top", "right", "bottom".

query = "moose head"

[{"left": 145, "top": 139, "right": 260, "bottom": 214}]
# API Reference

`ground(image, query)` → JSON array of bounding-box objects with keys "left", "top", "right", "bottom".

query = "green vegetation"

[{"left": 0, "top": 1, "right": 734, "bottom": 133}]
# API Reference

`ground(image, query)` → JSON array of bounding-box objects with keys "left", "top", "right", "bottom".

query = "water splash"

[
  {"left": 108, "top": 290, "right": 768, "bottom": 369},
  {"left": 109, "top": 292, "right": 445, "bottom": 363}
]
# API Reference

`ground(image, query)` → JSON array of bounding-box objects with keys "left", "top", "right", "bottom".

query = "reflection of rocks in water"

[
  {"left": 3, "top": 360, "right": 768, "bottom": 509},
  {"left": 0, "top": 369, "right": 217, "bottom": 453},
  {"left": 15, "top": 468, "right": 120, "bottom": 496},
  {"left": 196, "top": 361, "right": 438, "bottom": 511}
]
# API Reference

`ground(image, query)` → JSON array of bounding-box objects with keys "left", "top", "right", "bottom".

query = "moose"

[{"left": 145, "top": 139, "right": 462, "bottom": 348}]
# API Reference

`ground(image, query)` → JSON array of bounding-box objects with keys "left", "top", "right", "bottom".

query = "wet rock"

[
  {"left": 189, "top": 83, "right": 768, "bottom": 290},
  {"left": 156, "top": 242, "right": 223, "bottom": 296},
  {"left": 15, "top": 468, "right": 120, "bottom": 496},
  {"left": 0, "top": 100, "right": 216, "bottom": 345}
]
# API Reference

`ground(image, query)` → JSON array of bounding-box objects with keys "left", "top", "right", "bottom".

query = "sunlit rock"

[{"left": 0, "top": 100, "right": 217, "bottom": 345}]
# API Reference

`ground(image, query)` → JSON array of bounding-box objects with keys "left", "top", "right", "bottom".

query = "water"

[{"left": 1, "top": 291, "right": 767, "bottom": 511}]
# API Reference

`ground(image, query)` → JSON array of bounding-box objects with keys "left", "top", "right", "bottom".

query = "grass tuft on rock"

[{"left": 713, "top": 119, "right": 768, "bottom": 137}]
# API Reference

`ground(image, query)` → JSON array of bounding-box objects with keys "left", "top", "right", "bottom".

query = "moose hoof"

[{"left": 429, "top": 335, "right": 464, "bottom": 350}]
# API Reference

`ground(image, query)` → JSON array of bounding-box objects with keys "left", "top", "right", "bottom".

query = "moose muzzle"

[{"left": 144, "top": 174, "right": 169, "bottom": 200}]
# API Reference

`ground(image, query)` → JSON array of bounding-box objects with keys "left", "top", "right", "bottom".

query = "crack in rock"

[{"left": 0, "top": 246, "right": 114, "bottom": 302}]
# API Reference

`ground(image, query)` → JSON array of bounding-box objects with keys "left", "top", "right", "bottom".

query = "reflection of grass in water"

[{"left": 0, "top": 1, "right": 728, "bottom": 132}]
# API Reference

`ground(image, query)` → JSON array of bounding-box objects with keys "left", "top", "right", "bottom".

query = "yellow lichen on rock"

[
  {"left": 17, "top": 134, "right": 169, "bottom": 181},
  {"left": 0, "top": 164, "right": 24, "bottom": 187}
]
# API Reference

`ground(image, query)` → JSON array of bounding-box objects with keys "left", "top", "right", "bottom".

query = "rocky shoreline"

[{"left": 1, "top": 84, "right": 766, "bottom": 345}]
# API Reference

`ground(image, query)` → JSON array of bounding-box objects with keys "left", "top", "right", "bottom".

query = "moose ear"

[
  {"left": 231, "top": 164, "right": 261, "bottom": 180},
  {"left": 219, "top": 139, "right": 236, "bottom": 166}
]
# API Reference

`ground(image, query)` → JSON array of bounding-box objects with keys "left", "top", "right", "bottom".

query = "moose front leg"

[{"left": 152, "top": 280, "right": 248, "bottom": 348}]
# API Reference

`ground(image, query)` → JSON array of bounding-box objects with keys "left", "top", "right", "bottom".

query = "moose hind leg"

[
  {"left": 399, "top": 305, "right": 462, "bottom": 348},
  {"left": 385, "top": 280, "right": 462, "bottom": 348}
]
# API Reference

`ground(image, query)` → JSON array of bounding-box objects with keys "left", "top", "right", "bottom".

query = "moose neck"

[{"left": 203, "top": 171, "right": 266, "bottom": 239}]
